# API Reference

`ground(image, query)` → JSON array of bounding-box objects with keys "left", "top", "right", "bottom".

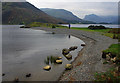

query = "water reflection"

[
  {"left": 2, "top": 25, "right": 84, "bottom": 81},
  {"left": 68, "top": 35, "right": 71, "bottom": 39}
]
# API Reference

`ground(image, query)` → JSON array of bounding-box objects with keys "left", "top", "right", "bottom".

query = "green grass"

[
  {"left": 96, "top": 44, "right": 120, "bottom": 82},
  {"left": 70, "top": 27, "right": 116, "bottom": 38},
  {"left": 95, "top": 44, "right": 120, "bottom": 82},
  {"left": 71, "top": 27, "right": 110, "bottom": 32},
  {"left": 58, "top": 26, "right": 114, "bottom": 38},
  {"left": 103, "top": 44, "right": 120, "bottom": 56},
  {"left": 72, "top": 27, "right": 120, "bottom": 39}
]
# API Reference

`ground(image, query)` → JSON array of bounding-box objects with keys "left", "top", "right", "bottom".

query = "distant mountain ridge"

[
  {"left": 84, "top": 14, "right": 118, "bottom": 24},
  {"left": 41, "top": 8, "right": 82, "bottom": 23},
  {"left": 2, "top": 2, "right": 64, "bottom": 24}
]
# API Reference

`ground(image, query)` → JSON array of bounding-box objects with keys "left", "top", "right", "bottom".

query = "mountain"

[
  {"left": 41, "top": 8, "right": 82, "bottom": 23},
  {"left": 2, "top": 2, "right": 64, "bottom": 25},
  {"left": 84, "top": 14, "right": 118, "bottom": 24}
]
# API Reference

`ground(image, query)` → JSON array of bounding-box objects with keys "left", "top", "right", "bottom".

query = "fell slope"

[{"left": 2, "top": 2, "right": 64, "bottom": 24}]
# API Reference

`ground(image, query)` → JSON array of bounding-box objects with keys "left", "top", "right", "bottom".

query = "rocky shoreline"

[{"left": 31, "top": 27, "right": 118, "bottom": 81}]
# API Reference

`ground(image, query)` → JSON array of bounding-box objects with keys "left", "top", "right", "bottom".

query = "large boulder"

[
  {"left": 65, "top": 64, "right": 72, "bottom": 70},
  {"left": 43, "top": 65, "right": 51, "bottom": 71},
  {"left": 56, "top": 60, "right": 62, "bottom": 64}
]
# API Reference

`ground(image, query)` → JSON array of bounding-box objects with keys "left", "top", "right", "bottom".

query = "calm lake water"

[
  {"left": 61, "top": 24, "right": 120, "bottom": 28},
  {"left": 2, "top": 25, "right": 84, "bottom": 81}
]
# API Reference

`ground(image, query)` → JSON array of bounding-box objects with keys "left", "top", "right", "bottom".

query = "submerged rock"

[
  {"left": 69, "top": 46, "right": 78, "bottom": 51},
  {"left": 65, "top": 54, "right": 72, "bottom": 59},
  {"left": 43, "top": 65, "right": 51, "bottom": 71},
  {"left": 74, "top": 46, "right": 78, "bottom": 49},
  {"left": 62, "top": 49, "right": 70, "bottom": 55},
  {"left": 56, "top": 60, "right": 62, "bottom": 64},
  {"left": 65, "top": 64, "right": 72, "bottom": 70},
  {"left": 57, "top": 57, "right": 62, "bottom": 60}
]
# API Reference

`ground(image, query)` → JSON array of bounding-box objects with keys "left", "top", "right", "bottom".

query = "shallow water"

[{"left": 2, "top": 25, "right": 84, "bottom": 81}]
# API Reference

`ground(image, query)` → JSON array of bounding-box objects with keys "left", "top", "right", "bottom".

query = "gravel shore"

[{"left": 31, "top": 27, "right": 118, "bottom": 81}]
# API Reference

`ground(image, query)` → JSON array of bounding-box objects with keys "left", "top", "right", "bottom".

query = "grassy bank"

[
  {"left": 70, "top": 27, "right": 120, "bottom": 39},
  {"left": 103, "top": 44, "right": 120, "bottom": 56},
  {"left": 73, "top": 27, "right": 120, "bottom": 82},
  {"left": 95, "top": 44, "right": 120, "bottom": 82}
]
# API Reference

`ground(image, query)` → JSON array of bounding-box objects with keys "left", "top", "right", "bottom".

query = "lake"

[
  {"left": 2, "top": 25, "right": 84, "bottom": 81},
  {"left": 61, "top": 24, "right": 120, "bottom": 28}
]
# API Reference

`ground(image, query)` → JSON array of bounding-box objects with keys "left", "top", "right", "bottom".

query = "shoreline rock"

[{"left": 43, "top": 65, "right": 51, "bottom": 71}]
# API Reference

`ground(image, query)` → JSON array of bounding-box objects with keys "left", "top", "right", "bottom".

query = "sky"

[
  {"left": 1, "top": 0, "right": 119, "bottom": 19},
  {"left": 26, "top": 0, "right": 118, "bottom": 19}
]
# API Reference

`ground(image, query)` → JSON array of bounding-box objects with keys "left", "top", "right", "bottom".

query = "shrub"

[
  {"left": 52, "top": 25, "right": 56, "bottom": 29},
  {"left": 88, "top": 25, "right": 106, "bottom": 30}
]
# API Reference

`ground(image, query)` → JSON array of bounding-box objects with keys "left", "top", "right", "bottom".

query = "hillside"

[
  {"left": 2, "top": 2, "right": 64, "bottom": 25},
  {"left": 41, "top": 8, "right": 82, "bottom": 23},
  {"left": 84, "top": 14, "right": 118, "bottom": 24}
]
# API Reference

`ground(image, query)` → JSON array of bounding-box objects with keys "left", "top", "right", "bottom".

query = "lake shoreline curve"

[{"left": 31, "top": 27, "right": 118, "bottom": 81}]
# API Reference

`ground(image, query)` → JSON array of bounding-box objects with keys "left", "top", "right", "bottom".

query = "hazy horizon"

[{"left": 26, "top": 1, "right": 118, "bottom": 19}]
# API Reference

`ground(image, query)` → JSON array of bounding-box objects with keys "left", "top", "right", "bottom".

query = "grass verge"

[{"left": 103, "top": 44, "right": 120, "bottom": 56}]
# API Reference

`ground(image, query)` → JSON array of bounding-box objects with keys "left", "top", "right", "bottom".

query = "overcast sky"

[
  {"left": 1, "top": 0, "right": 119, "bottom": 19},
  {"left": 26, "top": 0, "right": 118, "bottom": 19}
]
